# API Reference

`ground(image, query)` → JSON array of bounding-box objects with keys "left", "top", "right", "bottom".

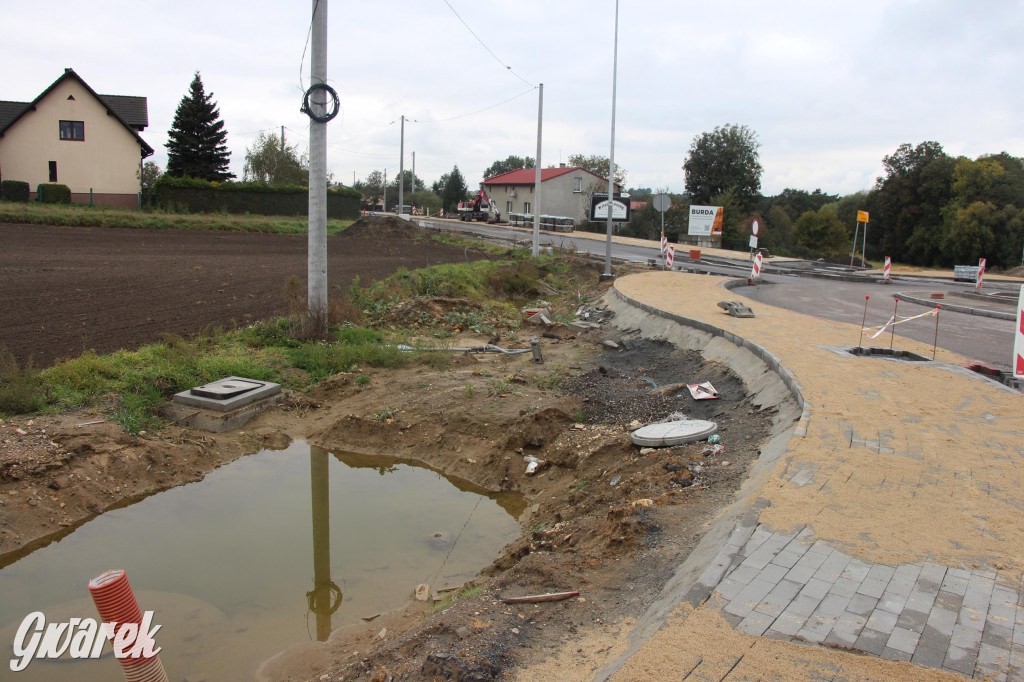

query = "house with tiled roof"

[
  {"left": 481, "top": 165, "right": 621, "bottom": 226},
  {"left": 0, "top": 68, "right": 153, "bottom": 208}
]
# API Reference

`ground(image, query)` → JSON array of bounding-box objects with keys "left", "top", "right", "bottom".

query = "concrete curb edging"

[
  {"left": 894, "top": 291, "right": 1017, "bottom": 321},
  {"left": 594, "top": 282, "right": 810, "bottom": 681}
]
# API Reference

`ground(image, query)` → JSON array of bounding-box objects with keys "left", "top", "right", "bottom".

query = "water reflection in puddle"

[{"left": 0, "top": 441, "right": 523, "bottom": 681}]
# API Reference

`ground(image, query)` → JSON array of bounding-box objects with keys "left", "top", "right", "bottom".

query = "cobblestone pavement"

[{"left": 715, "top": 525, "right": 1024, "bottom": 680}]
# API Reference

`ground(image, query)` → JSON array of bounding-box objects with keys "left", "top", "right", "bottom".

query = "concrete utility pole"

[
  {"left": 411, "top": 151, "right": 416, "bottom": 193},
  {"left": 398, "top": 115, "right": 405, "bottom": 213},
  {"left": 532, "top": 83, "right": 543, "bottom": 257},
  {"left": 603, "top": 0, "right": 620, "bottom": 280},
  {"left": 281, "top": 125, "right": 285, "bottom": 152},
  {"left": 307, "top": 0, "right": 328, "bottom": 330}
]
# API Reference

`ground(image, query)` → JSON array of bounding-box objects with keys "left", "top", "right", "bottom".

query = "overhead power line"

[{"left": 441, "top": 0, "right": 535, "bottom": 88}]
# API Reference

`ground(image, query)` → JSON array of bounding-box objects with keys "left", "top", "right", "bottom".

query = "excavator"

[{"left": 457, "top": 189, "right": 501, "bottom": 223}]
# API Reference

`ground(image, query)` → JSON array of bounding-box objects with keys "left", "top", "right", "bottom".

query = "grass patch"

[{"left": 433, "top": 584, "right": 485, "bottom": 611}]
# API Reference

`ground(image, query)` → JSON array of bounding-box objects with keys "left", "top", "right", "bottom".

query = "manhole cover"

[
  {"left": 191, "top": 378, "right": 266, "bottom": 399},
  {"left": 630, "top": 419, "right": 718, "bottom": 447}
]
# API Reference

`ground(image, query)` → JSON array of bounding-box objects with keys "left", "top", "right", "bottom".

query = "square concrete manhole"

[{"left": 172, "top": 376, "right": 282, "bottom": 412}]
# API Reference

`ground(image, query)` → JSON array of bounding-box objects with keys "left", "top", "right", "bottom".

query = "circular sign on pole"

[
  {"left": 652, "top": 193, "right": 671, "bottom": 213},
  {"left": 751, "top": 219, "right": 760, "bottom": 236}
]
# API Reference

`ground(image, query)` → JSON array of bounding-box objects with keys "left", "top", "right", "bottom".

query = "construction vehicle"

[{"left": 457, "top": 189, "right": 501, "bottom": 223}]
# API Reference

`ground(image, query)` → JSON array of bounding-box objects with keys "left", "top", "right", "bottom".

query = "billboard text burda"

[{"left": 688, "top": 205, "right": 723, "bottom": 236}]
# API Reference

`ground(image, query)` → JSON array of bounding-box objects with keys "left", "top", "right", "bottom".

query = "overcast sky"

[{"left": 4, "top": 1, "right": 1022, "bottom": 196}]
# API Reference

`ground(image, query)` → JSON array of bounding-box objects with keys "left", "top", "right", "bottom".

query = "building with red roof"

[{"left": 481, "top": 165, "right": 621, "bottom": 226}]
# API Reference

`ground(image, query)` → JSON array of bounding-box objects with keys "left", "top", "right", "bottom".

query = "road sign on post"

[{"left": 590, "top": 192, "right": 631, "bottom": 222}]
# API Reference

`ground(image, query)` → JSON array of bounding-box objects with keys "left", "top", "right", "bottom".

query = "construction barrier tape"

[{"left": 863, "top": 308, "right": 939, "bottom": 338}]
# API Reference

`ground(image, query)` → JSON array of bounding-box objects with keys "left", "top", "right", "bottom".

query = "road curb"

[{"left": 894, "top": 291, "right": 1016, "bottom": 320}]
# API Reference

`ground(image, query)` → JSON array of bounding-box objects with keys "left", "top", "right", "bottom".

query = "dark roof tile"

[{"left": 98, "top": 95, "right": 148, "bottom": 129}]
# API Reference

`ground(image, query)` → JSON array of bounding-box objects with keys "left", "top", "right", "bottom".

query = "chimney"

[{"left": 559, "top": 163, "right": 566, "bottom": 168}]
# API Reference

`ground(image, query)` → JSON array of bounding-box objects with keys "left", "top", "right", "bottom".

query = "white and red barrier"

[
  {"left": 977, "top": 257, "right": 986, "bottom": 290},
  {"left": 750, "top": 252, "right": 763, "bottom": 279},
  {"left": 665, "top": 244, "right": 675, "bottom": 268},
  {"left": 883, "top": 256, "right": 891, "bottom": 279},
  {"left": 660, "top": 235, "right": 668, "bottom": 255},
  {"left": 1014, "top": 285, "right": 1023, "bottom": 379}
]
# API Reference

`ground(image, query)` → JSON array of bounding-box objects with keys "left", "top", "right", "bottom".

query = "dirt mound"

[
  {"left": 1002, "top": 265, "right": 1024, "bottom": 278},
  {"left": 339, "top": 215, "right": 432, "bottom": 241}
]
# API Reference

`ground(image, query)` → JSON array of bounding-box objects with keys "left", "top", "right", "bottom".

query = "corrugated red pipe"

[{"left": 88, "top": 569, "right": 168, "bottom": 682}]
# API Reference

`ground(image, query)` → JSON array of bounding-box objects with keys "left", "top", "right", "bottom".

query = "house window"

[
  {"left": 573, "top": 177, "right": 582, "bottom": 192},
  {"left": 523, "top": 202, "right": 531, "bottom": 214},
  {"left": 59, "top": 120, "right": 85, "bottom": 141},
  {"left": 506, "top": 201, "right": 513, "bottom": 215},
  {"left": 48, "top": 161, "right": 57, "bottom": 182}
]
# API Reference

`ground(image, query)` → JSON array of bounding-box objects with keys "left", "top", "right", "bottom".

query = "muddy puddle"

[{"left": 0, "top": 440, "right": 523, "bottom": 681}]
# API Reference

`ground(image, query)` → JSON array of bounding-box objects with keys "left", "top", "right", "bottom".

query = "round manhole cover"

[{"left": 630, "top": 419, "right": 718, "bottom": 447}]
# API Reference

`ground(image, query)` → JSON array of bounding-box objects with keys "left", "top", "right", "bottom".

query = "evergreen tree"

[{"left": 165, "top": 72, "right": 233, "bottom": 181}]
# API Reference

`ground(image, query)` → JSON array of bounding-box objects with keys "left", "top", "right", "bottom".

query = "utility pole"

[
  {"left": 532, "top": 83, "right": 543, "bottom": 257},
  {"left": 307, "top": 0, "right": 328, "bottom": 332},
  {"left": 411, "top": 151, "right": 416, "bottom": 194},
  {"left": 398, "top": 115, "right": 405, "bottom": 214},
  {"left": 383, "top": 168, "right": 387, "bottom": 212},
  {"left": 603, "top": 0, "right": 620, "bottom": 280},
  {"left": 281, "top": 125, "right": 285, "bottom": 153}
]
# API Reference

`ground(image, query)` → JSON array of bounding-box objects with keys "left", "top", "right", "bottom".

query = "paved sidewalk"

[{"left": 601, "top": 271, "right": 1024, "bottom": 681}]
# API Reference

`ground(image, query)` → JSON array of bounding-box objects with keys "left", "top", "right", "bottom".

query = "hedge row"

[
  {"left": 38, "top": 184, "right": 71, "bottom": 204},
  {"left": 1, "top": 180, "right": 30, "bottom": 202},
  {"left": 153, "top": 176, "right": 360, "bottom": 219}
]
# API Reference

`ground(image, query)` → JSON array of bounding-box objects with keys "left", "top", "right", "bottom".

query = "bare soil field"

[{"left": 0, "top": 222, "right": 479, "bottom": 368}]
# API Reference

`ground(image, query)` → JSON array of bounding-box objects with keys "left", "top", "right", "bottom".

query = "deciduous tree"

[
  {"left": 567, "top": 153, "right": 626, "bottom": 187},
  {"left": 165, "top": 72, "right": 233, "bottom": 181},
  {"left": 483, "top": 155, "right": 535, "bottom": 179},
  {"left": 243, "top": 131, "right": 308, "bottom": 186},
  {"left": 683, "top": 124, "right": 762, "bottom": 209}
]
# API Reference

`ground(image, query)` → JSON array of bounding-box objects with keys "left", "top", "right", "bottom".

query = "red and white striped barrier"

[
  {"left": 750, "top": 252, "right": 763, "bottom": 279},
  {"left": 665, "top": 244, "right": 675, "bottom": 268},
  {"left": 1014, "top": 285, "right": 1023, "bottom": 379},
  {"left": 883, "top": 256, "right": 891, "bottom": 279},
  {"left": 977, "top": 257, "right": 986, "bottom": 290},
  {"left": 660, "top": 236, "right": 668, "bottom": 255}
]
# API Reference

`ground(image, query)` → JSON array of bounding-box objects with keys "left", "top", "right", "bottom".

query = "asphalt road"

[
  {"left": 734, "top": 275, "right": 1016, "bottom": 368},
  {"left": 419, "top": 217, "right": 1018, "bottom": 368}
]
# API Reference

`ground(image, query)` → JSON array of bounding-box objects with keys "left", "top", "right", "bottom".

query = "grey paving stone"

[
  {"left": 988, "top": 587, "right": 1019, "bottom": 627},
  {"left": 801, "top": 577, "right": 834, "bottom": 601},
  {"left": 714, "top": 576, "right": 747, "bottom": 603},
  {"left": 725, "top": 563, "right": 762, "bottom": 586},
  {"left": 797, "top": 626, "right": 829, "bottom": 644},
  {"left": 840, "top": 559, "right": 872, "bottom": 583},
  {"left": 832, "top": 610, "right": 868, "bottom": 639},
  {"left": 726, "top": 523, "right": 756, "bottom": 549},
  {"left": 824, "top": 627, "right": 859, "bottom": 649},
  {"left": 783, "top": 593, "right": 824, "bottom": 622},
  {"left": 865, "top": 563, "right": 896, "bottom": 583},
  {"left": 756, "top": 579, "right": 804, "bottom": 618},
  {"left": 905, "top": 588, "right": 938, "bottom": 614},
  {"left": 848, "top": 593, "right": 879, "bottom": 616},
  {"left": 926, "top": 606, "right": 959, "bottom": 637},
  {"left": 738, "top": 609, "right": 776, "bottom": 637},
  {"left": 876, "top": 590, "right": 910, "bottom": 615},
  {"left": 724, "top": 577, "right": 777, "bottom": 618},
  {"left": 740, "top": 545, "right": 780, "bottom": 571},
  {"left": 935, "top": 589, "right": 965, "bottom": 612},
  {"left": 829, "top": 577, "right": 862, "bottom": 599},
  {"left": 784, "top": 563, "right": 819, "bottom": 585},
  {"left": 960, "top": 604, "right": 990, "bottom": 632},
  {"left": 942, "top": 645, "right": 978, "bottom": 677},
  {"left": 963, "top": 574, "right": 996, "bottom": 612},
  {"left": 887, "top": 626, "right": 921, "bottom": 654},
  {"left": 770, "top": 549, "right": 804, "bottom": 569},
  {"left": 895, "top": 609, "right": 929, "bottom": 634},
  {"left": 762, "top": 628, "right": 794, "bottom": 642},
  {"left": 941, "top": 568, "right": 972, "bottom": 596},
  {"left": 807, "top": 539, "right": 832, "bottom": 555},
  {"left": 919, "top": 561, "right": 948, "bottom": 587},
  {"left": 791, "top": 548, "right": 829, "bottom": 572},
  {"left": 885, "top": 575, "right": 918, "bottom": 598},
  {"left": 854, "top": 627, "right": 888, "bottom": 656},
  {"left": 758, "top": 562, "right": 791, "bottom": 586},
  {"left": 951, "top": 622, "right": 984, "bottom": 650},
  {"left": 813, "top": 593, "right": 852, "bottom": 622},
  {"left": 881, "top": 646, "right": 913, "bottom": 662},
  {"left": 975, "top": 642, "right": 1010, "bottom": 681},
  {"left": 911, "top": 625, "right": 952, "bottom": 669},
  {"left": 856, "top": 578, "right": 889, "bottom": 600},
  {"left": 892, "top": 563, "right": 923, "bottom": 586},
  {"left": 814, "top": 550, "right": 852, "bottom": 583},
  {"left": 982, "top": 622, "right": 1014, "bottom": 650},
  {"left": 771, "top": 611, "right": 807, "bottom": 637},
  {"left": 866, "top": 609, "right": 899, "bottom": 635}
]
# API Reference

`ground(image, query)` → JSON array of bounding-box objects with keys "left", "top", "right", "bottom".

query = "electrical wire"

[
  {"left": 441, "top": 0, "right": 535, "bottom": 88},
  {"left": 408, "top": 87, "right": 536, "bottom": 124},
  {"left": 298, "top": 0, "right": 322, "bottom": 93}
]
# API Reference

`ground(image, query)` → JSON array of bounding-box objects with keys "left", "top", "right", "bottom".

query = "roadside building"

[
  {"left": 481, "top": 165, "right": 621, "bottom": 228},
  {"left": 0, "top": 68, "right": 153, "bottom": 208}
]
